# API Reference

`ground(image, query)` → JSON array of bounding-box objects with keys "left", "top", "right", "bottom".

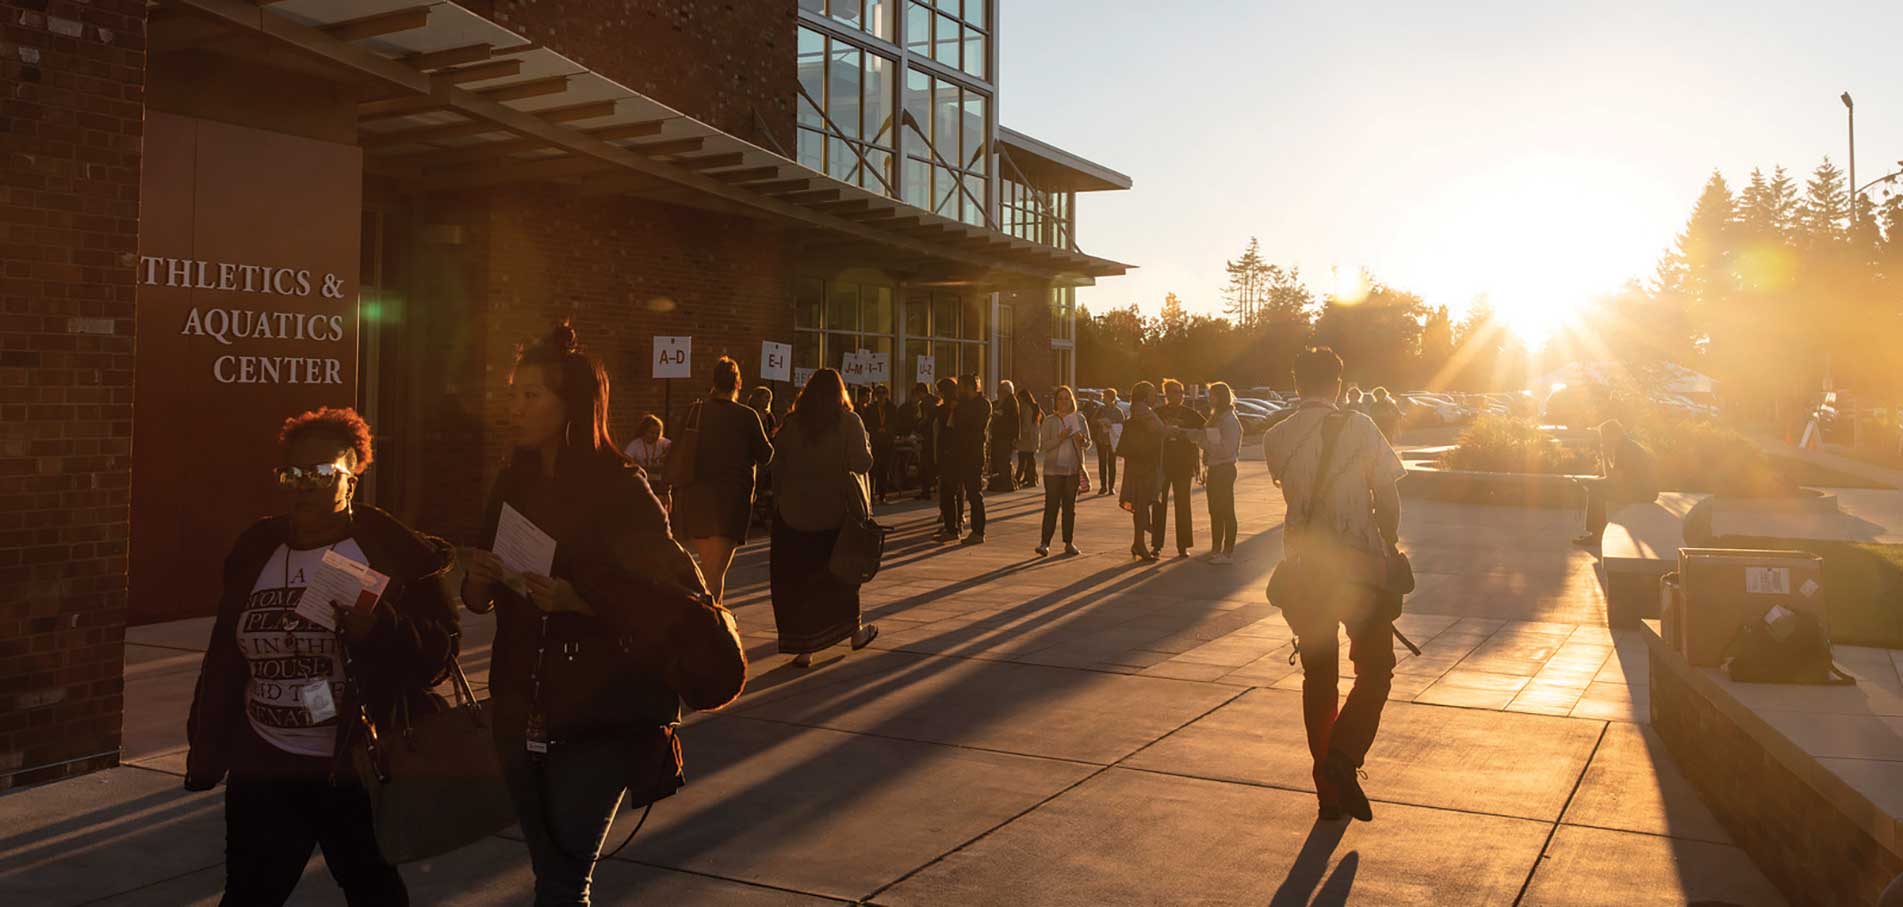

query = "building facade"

[{"left": 0, "top": 0, "right": 1130, "bottom": 787}]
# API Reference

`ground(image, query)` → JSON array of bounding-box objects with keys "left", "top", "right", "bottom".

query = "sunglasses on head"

[{"left": 274, "top": 463, "right": 354, "bottom": 490}]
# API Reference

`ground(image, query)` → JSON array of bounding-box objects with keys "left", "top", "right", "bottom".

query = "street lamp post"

[{"left": 1842, "top": 92, "right": 1857, "bottom": 226}]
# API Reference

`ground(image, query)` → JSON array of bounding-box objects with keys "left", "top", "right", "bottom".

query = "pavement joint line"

[
  {"left": 1510, "top": 719, "right": 1611, "bottom": 907},
  {"left": 607, "top": 853, "right": 861, "bottom": 905},
  {"left": 852, "top": 682, "right": 1254, "bottom": 905},
  {"left": 717, "top": 712, "right": 1109, "bottom": 770},
  {"left": 1112, "top": 762, "right": 1581, "bottom": 828},
  {"left": 68, "top": 861, "right": 226, "bottom": 907}
]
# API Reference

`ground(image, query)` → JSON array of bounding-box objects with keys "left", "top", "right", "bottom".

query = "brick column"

[{"left": 0, "top": 0, "right": 145, "bottom": 789}]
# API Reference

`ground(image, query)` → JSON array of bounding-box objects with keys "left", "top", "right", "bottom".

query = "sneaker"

[
  {"left": 1034, "top": 544, "right": 1050, "bottom": 556},
  {"left": 961, "top": 533, "right": 986, "bottom": 546},
  {"left": 1063, "top": 543, "right": 1081, "bottom": 556},
  {"left": 1321, "top": 751, "right": 1373, "bottom": 822},
  {"left": 1176, "top": 548, "right": 1190, "bottom": 558}
]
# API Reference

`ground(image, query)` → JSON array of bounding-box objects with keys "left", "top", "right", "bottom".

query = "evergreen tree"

[
  {"left": 1737, "top": 168, "right": 1774, "bottom": 240},
  {"left": 1262, "top": 264, "right": 1316, "bottom": 323},
  {"left": 1798, "top": 158, "right": 1849, "bottom": 245},
  {"left": 1767, "top": 166, "right": 1800, "bottom": 238},
  {"left": 1222, "top": 238, "right": 1269, "bottom": 327},
  {"left": 1654, "top": 170, "right": 1737, "bottom": 317}
]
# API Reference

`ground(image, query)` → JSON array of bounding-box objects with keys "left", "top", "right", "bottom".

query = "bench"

[
  {"left": 1600, "top": 493, "right": 1705, "bottom": 627},
  {"left": 1643, "top": 621, "right": 1903, "bottom": 906}
]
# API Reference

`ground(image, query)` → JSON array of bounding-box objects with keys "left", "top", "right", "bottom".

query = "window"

[
  {"left": 1051, "top": 286, "right": 1075, "bottom": 342},
  {"left": 906, "top": 0, "right": 988, "bottom": 79},
  {"left": 908, "top": 288, "right": 987, "bottom": 383},
  {"left": 903, "top": 65, "right": 989, "bottom": 225},
  {"left": 797, "top": 26, "right": 898, "bottom": 195},
  {"left": 795, "top": 277, "right": 895, "bottom": 383},
  {"left": 1001, "top": 176, "right": 1074, "bottom": 248},
  {"left": 802, "top": 0, "right": 893, "bottom": 40}
]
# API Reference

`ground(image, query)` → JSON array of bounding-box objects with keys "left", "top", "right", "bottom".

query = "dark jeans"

[
  {"left": 1206, "top": 463, "right": 1238, "bottom": 554},
  {"left": 1040, "top": 472, "right": 1079, "bottom": 546},
  {"left": 939, "top": 472, "right": 964, "bottom": 533},
  {"left": 222, "top": 772, "right": 408, "bottom": 907},
  {"left": 871, "top": 436, "right": 894, "bottom": 500},
  {"left": 961, "top": 468, "right": 987, "bottom": 535},
  {"left": 1149, "top": 469, "right": 1195, "bottom": 553},
  {"left": 1286, "top": 590, "right": 1396, "bottom": 801},
  {"left": 918, "top": 453, "right": 938, "bottom": 499},
  {"left": 1097, "top": 439, "right": 1117, "bottom": 491},
  {"left": 1583, "top": 478, "right": 1611, "bottom": 538},
  {"left": 1016, "top": 450, "right": 1038, "bottom": 486},
  {"left": 502, "top": 739, "right": 631, "bottom": 907}
]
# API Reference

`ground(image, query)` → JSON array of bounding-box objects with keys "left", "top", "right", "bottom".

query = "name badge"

[
  {"left": 301, "top": 679, "right": 338, "bottom": 723},
  {"left": 525, "top": 711, "right": 550, "bottom": 754}
]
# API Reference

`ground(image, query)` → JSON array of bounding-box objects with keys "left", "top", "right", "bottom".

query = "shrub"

[
  {"left": 1630, "top": 408, "right": 1793, "bottom": 496},
  {"left": 1443, "top": 416, "right": 1598, "bottom": 475}
]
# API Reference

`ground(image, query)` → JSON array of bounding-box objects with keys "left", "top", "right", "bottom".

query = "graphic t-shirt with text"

[{"left": 237, "top": 540, "right": 365, "bottom": 758}]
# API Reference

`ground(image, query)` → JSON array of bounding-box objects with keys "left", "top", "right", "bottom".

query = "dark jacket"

[
  {"left": 954, "top": 394, "right": 993, "bottom": 474},
  {"left": 991, "top": 395, "right": 1020, "bottom": 448},
  {"left": 185, "top": 505, "right": 459, "bottom": 790},
  {"left": 1606, "top": 437, "right": 1659, "bottom": 502},
  {"left": 1118, "top": 401, "right": 1166, "bottom": 471},
  {"left": 482, "top": 449, "right": 705, "bottom": 741},
  {"left": 1156, "top": 402, "right": 1207, "bottom": 476},
  {"left": 688, "top": 396, "right": 773, "bottom": 493},
  {"left": 866, "top": 399, "right": 898, "bottom": 442}
]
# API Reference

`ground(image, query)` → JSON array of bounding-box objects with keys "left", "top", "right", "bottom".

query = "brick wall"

[
  {"left": 405, "top": 186, "right": 792, "bottom": 543},
  {"left": 1002, "top": 286, "right": 1055, "bottom": 395},
  {"left": 468, "top": 0, "right": 797, "bottom": 152},
  {"left": 0, "top": 0, "right": 145, "bottom": 789}
]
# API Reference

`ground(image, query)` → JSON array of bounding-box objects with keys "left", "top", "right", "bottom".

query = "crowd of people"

[{"left": 183, "top": 322, "right": 1421, "bottom": 906}]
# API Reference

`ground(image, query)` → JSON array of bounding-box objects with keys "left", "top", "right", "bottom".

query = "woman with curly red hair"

[{"left": 184, "top": 406, "right": 459, "bottom": 906}]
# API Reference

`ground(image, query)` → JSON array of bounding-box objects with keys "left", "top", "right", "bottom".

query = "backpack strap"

[{"left": 1297, "top": 412, "right": 1350, "bottom": 530}]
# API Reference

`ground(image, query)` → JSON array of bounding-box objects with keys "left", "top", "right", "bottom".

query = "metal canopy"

[
  {"left": 153, "top": 0, "right": 1132, "bottom": 284},
  {"left": 998, "top": 126, "right": 1134, "bottom": 193}
]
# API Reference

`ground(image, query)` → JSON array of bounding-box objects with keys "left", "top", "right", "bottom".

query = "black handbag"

[
  {"left": 349, "top": 653, "right": 515, "bottom": 864},
  {"left": 662, "top": 399, "right": 703, "bottom": 488},
  {"left": 1726, "top": 609, "right": 1855, "bottom": 685},
  {"left": 829, "top": 429, "right": 886, "bottom": 585}
]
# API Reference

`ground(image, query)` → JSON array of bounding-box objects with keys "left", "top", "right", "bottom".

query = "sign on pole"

[
  {"left": 915, "top": 354, "right": 936, "bottom": 387},
  {"left": 865, "top": 351, "right": 890, "bottom": 386},
  {"left": 653, "top": 336, "right": 692, "bottom": 379},
  {"left": 760, "top": 340, "right": 791, "bottom": 382},
  {"left": 841, "top": 350, "right": 870, "bottom": 385},
  {"left": 793, "top": 366, "right": 816, "bottom": 388}
]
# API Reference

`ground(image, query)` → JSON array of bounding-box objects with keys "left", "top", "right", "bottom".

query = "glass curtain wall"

[
  {"left": 902, "top": 68, "right": 988, "bottom": 225},
  {"left": 1051, "top": 286, "right": 1076, "bottom": 387},
  {"left": 904, "top": 0, "right": 986, "bottom": 79},
  {"left": 795, "top": 277, "right": 896, "bottom": 379},
  {"left": 1001, "top": 177, "right": 1074, "bottom": 248},
  {"left": 797, "top": 26, "right": 897, "bottom": 194},
  {"left": 901, "top": 289, "right": 986, "bottom": 396},
  {"left": 800, "top": 0, "right": 893, "bottom": 41}
]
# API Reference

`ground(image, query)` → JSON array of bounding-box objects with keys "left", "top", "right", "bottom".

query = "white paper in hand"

[
  {"left": 495, "top": 503, "right": 557, "bottom": 578},
  {"left": 295, "top": 550, "right": 387, "bottom": 630}
]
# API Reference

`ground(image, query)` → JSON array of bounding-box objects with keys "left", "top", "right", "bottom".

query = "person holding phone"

[
  {"left": 462, "top": 323, "right": 709, "bottom": 906},
  {"left": 1035, "top": 386, "right": 1091, "bottom": 556},
  {"left": 185, "top": 406, "right": 458, "bottom": 907}
]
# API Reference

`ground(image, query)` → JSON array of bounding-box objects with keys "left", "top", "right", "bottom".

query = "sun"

[{"left": 1493, "top": 292, "right": 1583, "bottom": 348}]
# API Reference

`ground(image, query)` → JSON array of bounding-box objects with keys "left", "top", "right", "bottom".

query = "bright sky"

[{"left": 999, "top": 1, "right": 1903, "bottom": 333}]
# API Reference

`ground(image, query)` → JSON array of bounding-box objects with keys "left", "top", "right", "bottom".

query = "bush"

[
  {"left": 1630, "top": 409, "right": 1793, "bottom": 496},
  {"left": 1443, "top": 416, "right": 1598, "bottom": 475}
]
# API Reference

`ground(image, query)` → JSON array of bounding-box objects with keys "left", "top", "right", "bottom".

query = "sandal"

[{"left": 851, "top": 624, "right": 880, "bottom": 651}]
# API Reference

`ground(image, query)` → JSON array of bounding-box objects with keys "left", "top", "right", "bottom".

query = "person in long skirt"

[
  {"left": 1035, "top": 386, "right": 1090, "bottom": 556},
  {"left": 770, "top": 368, "right": 881, "bottom": 668}
]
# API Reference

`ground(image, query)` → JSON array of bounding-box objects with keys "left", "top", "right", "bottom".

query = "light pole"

[{"left": 1842, "top": 92, "right": 1857, "bottom": 226}]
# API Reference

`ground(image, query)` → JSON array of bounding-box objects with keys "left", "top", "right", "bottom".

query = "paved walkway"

[{"left": 4, "top": 457, "right": 1787, "bottom": 905}]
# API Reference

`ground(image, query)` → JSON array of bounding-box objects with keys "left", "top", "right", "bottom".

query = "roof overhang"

[
  {"left": 148, "top": 0, "right": 1132, "bottom": 286},
  {"left": 998, "top": 126, "right": 1133, "bottom": 193}
]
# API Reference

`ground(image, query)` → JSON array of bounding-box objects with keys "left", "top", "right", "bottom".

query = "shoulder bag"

[
  {"left": 347, "top": 650, "right": 515, "bottom": 864},
  {"left": 663, "top": 399, "right": 704, "bottom": 488},
  {"left": 829, "top": 426, "right": 887, "bottom": 585}
]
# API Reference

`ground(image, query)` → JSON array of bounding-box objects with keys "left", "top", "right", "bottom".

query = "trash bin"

[{"left": 1678, "top": 548, "right": 1825, "bottom": 667}]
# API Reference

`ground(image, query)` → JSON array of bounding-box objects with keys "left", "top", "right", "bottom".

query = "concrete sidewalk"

[{"left": 2, "top": 465, "right": 1785, "bottom": 905}]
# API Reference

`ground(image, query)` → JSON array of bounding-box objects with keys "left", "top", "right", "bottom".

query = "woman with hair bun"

[
  {"left": 461, "top": 322, "right": 711, "bottom": 906},
  {"left": 184, "top": 405, "right": 458, "bottom": 906},
  {"left": 671, "top": 354, "right": 773, "bottom": 603}
]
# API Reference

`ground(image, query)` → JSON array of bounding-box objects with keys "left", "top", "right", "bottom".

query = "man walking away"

[
  {"left": 1264, "top": 347, "right": 1406, "bottom": 822},
  {"left": 1572, "top": 419, "right": 1658, "bottom": 547},
  {"left": 1152, "top": 378, "right": 1207, "bottom": 557},
  {"left": 1095, "top": 388, "right": 1123, "bottom": 494},
  {"left": 955, "top": 374, "right": 993, "bottom": 544}
]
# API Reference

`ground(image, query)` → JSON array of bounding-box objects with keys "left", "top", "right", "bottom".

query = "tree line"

[{"left": 1076, "top": 157, "right": 1903, "bottom": 411}]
